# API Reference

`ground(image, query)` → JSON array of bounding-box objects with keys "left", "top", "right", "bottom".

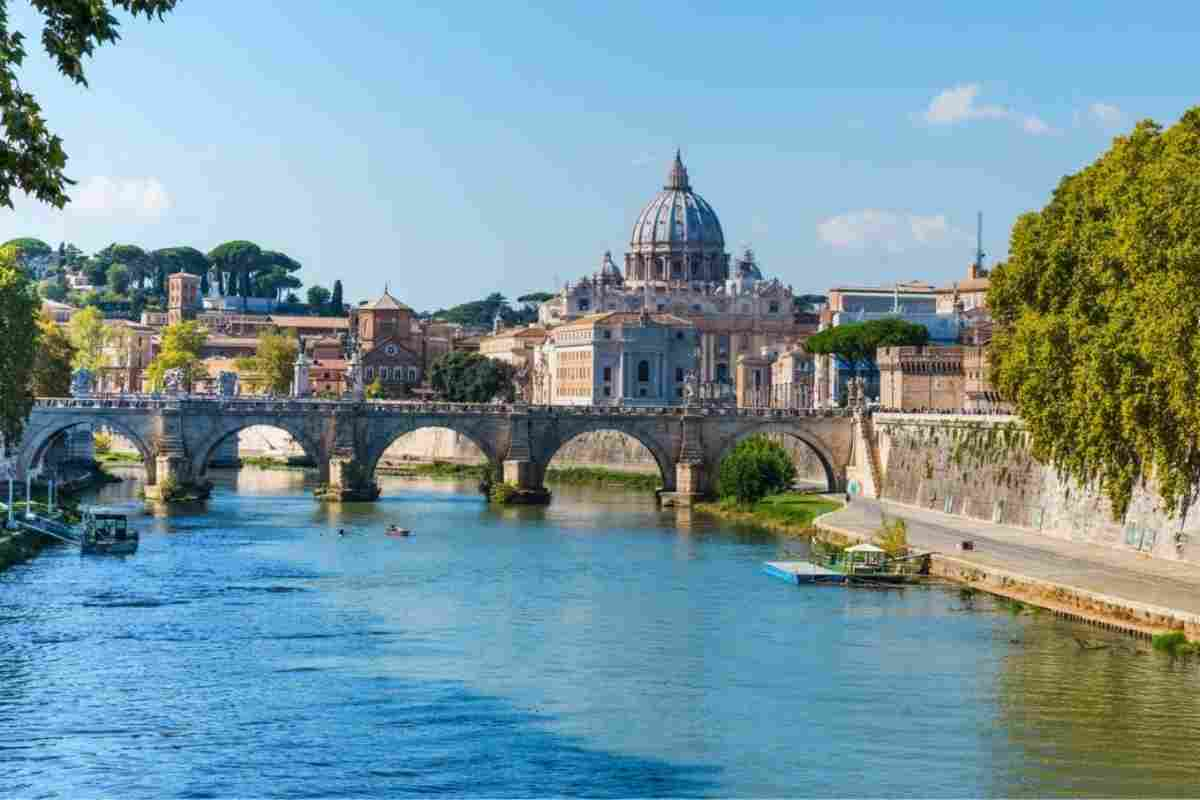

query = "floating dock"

[{"left": 763, "top": 560, "right": 847, "bottom": 585}]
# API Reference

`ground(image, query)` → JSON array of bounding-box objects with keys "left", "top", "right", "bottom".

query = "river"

[{"left": 2, "top": 467, "right": 1199, "bottom": 798}]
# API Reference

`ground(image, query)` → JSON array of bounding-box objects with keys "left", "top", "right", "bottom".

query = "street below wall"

[{"left": 821, "top": 497, "right": 1200, "bottom": 638}]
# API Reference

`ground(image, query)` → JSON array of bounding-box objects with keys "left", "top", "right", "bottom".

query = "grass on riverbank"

[
  {"left": 96, "top": 451, "right": 143, "bottom": 464},
  {"left": 381, "top": 461, "right": 661, "bottom": 491},
  {"left": 696, "top": 492, "right": 842, "bottom": 535},
  {"left": 239, "top": 455, "right": 315, "bottom": 470}
]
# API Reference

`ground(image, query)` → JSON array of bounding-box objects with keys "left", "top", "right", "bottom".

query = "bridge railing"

[{"left": 33, "top": 396, "right": 854, "bottom": 419}]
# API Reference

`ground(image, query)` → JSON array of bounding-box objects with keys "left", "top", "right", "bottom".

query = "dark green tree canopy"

[
  {"left": 989, "top": 109, "right": 1200, "bottom": 520},
  {"left": 2, "top": 237, "right": 51, "bottom": 257},
  {"left": 803, "top": 318, "right": 929, "bottom": 366},
  {"left": 429, "top": 352, "right": 516, "bottom": 403},
  {"left": 0, "top": 1, "right": 177, "bottom": 209},
  {"left": 718, "top": 435, "right": 798, "bottom": 505}
]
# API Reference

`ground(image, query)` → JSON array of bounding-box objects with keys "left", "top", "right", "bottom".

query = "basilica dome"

[{"left": 625, "top": 152, "right": 730, "bottom": 286}]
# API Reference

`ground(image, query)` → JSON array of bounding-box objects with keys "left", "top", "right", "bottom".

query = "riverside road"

[{"left": 825, "top": 497, "right": 1200, "bottom": 619}]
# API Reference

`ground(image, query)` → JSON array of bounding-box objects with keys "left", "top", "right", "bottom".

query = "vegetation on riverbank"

[
  {"left": 381, "top": 461, "right": 661, "bottom": 491},
  {"left": 1152, "top": 631, "right": 1198, "bottom": 656},
  {"left": 239, "top": 455, "right": 314, "bottom": 470},
  {"left": 696, "top": 493, "right": 842, "bottom": 536},
  {"left": 96, "top": 451, "right": 144, "bottom": 464}
]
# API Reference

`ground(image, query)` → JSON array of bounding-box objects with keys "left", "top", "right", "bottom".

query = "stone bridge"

[{"left": 18, "top": 398, "right": 862, "bottom": 504}]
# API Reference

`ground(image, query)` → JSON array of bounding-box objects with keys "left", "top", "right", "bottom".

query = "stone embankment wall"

[{"left": 874, "top": 413, "right": 1200, "bottom": 565}]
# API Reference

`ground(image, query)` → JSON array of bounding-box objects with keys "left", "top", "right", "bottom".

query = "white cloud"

[
  {"left": 919, "top": 83, "right": 1055, "bottom": 136},
  {"left": 1088, "top": 102, "right": 1125, "bottom": 128},
  {"left": 817, "top": 210, "right": 971, "bottom": 254},
  {"left": 71, "top": 176, "right": 171, "bottom": 219}
]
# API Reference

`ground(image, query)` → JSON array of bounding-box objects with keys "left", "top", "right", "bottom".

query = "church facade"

[{"left": 537, "top": 153, "right": 816, "bottom": 386}]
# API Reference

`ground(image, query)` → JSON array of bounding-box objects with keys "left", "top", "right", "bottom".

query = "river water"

[{"left": 2, "top": 467, "right": 1199, "bottom": 798}]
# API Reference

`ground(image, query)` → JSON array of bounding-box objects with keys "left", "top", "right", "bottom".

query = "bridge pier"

[
  {"left": 658, "top": 461, "right": 707, "bottom": 507},
  {"left": 317, "top": 454, "right": 381, "bottom": 502},
  {"left": 143, "top": 452, "right": 213, "bottom": 503}
]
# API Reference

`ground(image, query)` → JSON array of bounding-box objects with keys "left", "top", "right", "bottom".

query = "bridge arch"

[
  {"left": 190, "top": 419, "right": 326, "bottom": 482},
  {"left": 362, "top": 418, "right": 503, "bottom": 488},
  {"left": 710, "top": 422, "right": 841, "bottom": 494},
  {"left": 534, "top": 421, "right": 675, "bottom": 492},
  {"left": 19, "top": 417, "right": 156, "bottom": 482}
]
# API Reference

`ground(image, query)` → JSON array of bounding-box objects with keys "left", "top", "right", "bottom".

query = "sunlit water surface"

[{"left": 2, "top": 467, "right": 1199, "bottom": 797}]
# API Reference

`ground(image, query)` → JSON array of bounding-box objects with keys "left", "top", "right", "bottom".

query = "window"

[
  {"left": 637, "top": 360, "right": 650, "bottom": 382},
  {"left": 676, "top": 367, "right": 684, "bottom": 382},
  {"left": 716, "top": 363, "right": 728, "bottom": 382},
  {"left": 380, "top": 367, "right": 390, "bottom": 381},
  {"left": 602, "top": 329, "right": 611, "bottom": 339},
  {"left": 603, "top": 366, "right": 612, "bottom": 382},
  {"left": 365, "top": 367, "right": 374, "bottom": 380},
  {"left": 677, "top": 387, "right": 683, "bottom": 398},
  {"left": 603, "top": 386, "right": 611, "bottom": 397},
  {"left": 639, "top": 388, "right": 647, "bottom": 397},
  {"left": 769, "top": 302, "right": 780, "bottom": 313},
  {"left": 579, "top": 299, "right": 590, "bottom": 311},
  {"left": 409, "top": 367, "right": 418, "bottom": 381}
]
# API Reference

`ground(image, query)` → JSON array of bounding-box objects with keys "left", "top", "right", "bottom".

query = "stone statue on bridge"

[
  {"left": 69, "top": 369, "right": 94, "bottom": 398},
  {"left": 216, "top": 371, "right": 239, "bottom": 398},
  {"left": 162, "top": 368, "right": 187, "bottom": 396}
]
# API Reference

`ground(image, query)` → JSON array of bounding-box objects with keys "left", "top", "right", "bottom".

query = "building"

[
  {"left": 41, "top": 299, "right": 76, "bottom": 323},
  {"left": 770, "top": 349, "right": 815, "bottom": 410},
  {"left": 964, "top": 346, "right": 1010, "bottom": 413},
  {"left": 352, "top": 288, "right": 425, "bottom": 396},
  {"left": 479, "top": 323, "right": 547, "bottom": 367},
  {"left": 540, "top": 311, "right": 697, "bottom": 406},
  {"left": 96, "top": 320, "right": 158, "bottom": 393},
  {"left": 537, "top": 154, "right": 815, "bottom": 384},
  {"left": 827, "top": 281, "right": 938, "bottom": 314},
  {"left": 167, "top": 272, "right": 202, "bottom": 325},
  {"left": 935, "top": 262, "right": 991, "bottom": 314},
  {"left": 877, "top": 345, "right": 967, "bottom": 412}
]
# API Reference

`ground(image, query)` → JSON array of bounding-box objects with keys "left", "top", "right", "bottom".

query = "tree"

[
  {"left": 2, "top": 238, "right": 52, "bottom": 274},
  {"left": 330, "top": 280, "right": 343, "bottom": 315},
  {"left": 234, "top": 329, "right": 297, "bottom": 395},
  {"left": 150, "top": 246, "right": 210, "bottom": 296},
  {"left": 365, "top": 378, "right": 385, "bottom": 400},
  {"left": 108, "top": 263, "right": 131, "bottom": 295},
  {"left": 30, "top": 310, "right": 75, "bottom": 397},
  {"left": 803, "top": 318, "right": 929, "bottom": 371},
  {"left": 39, "top": 276, "right": 67, "bottom": 302},
  {"left": 66, "top": 306, "right": 108, "bottom": 370},
  {"left": 209, "top": 241, "right": 302, "bottom": 301},
  {"left": 95, "top": 244, "right": 150, "bottom": 291},
  {"left": 144, "top": 320, "right": 207, "bottom": 391},
  {"left": 429, "top": 352, "right": 516, "bottom": 403},
  {"left": 306, "top": 285, "right": 331, "bottom": 309},
  {"left": 718, "top": 435, "right": 797, "bottom": 505},
  {"left": 0, "top": 2, "right": 178, "bottom": 209},
  {"left": 989, "top": 108, "right": 1200, "bottom": 520},
  {"left": 432, "top": 292, "right": 511, "bottom": 327},
  {"left": 0, "top": 253, "right": 39, "bottom": 451}
]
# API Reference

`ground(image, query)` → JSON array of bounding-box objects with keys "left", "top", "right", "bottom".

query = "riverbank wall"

[
  {"left": 870, "top": 413, "right": 1200, "bottom": 566},
  {"left": 814, "top": 511, "right": 1200, "bottom": 640}
]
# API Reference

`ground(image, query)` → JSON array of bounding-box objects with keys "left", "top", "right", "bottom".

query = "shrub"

[
  {"left": 875, "top": 516, "right": 909, "bottom": 556},
  {"left": 92, "top": 430, "right": 113, "bottom": 454},
  {"left": 718, "top": 435, "right": 797, "bottom": 505},
  {"left": 1151, "top": 631, "right": 1196, "bottom": 655}
]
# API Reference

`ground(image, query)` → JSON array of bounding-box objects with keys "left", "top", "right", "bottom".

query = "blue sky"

[{"left": 3, "top": 1, "right": 1197, "bottom": 309}]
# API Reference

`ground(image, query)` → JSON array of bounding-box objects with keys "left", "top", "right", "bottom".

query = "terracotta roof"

[
  {"left": 936, "top": 277, "right": 991, "bottom": 293},
  {"left": 359, "top": 288, "right": 412, "bottom": 311}
]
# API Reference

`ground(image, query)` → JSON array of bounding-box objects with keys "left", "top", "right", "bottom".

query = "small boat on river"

[
  {"left": 386, "top": 525, "right": 411, "bottom": 537},
  {"left": 80, "top": 507, "right": 138, "bottom": 555}
]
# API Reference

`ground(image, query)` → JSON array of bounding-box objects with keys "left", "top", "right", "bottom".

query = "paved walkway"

[{"left": 822, "top": 498, "right": 1200, "bottom": 618}]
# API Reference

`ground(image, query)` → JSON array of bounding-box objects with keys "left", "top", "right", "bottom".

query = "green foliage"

[
  {"left": 30, "top": 310, "right": 74, "bottom": 396},
  {"left": 39, "top": 277, "right": 67, "bottom": 301},
  {"left": 151, "top": 246, "right": 210, "bottom": 294},
  {"left": 432, "top": 292, "right": 530, "bottom": 327},
  {"left": 0, "top": 254, "right": 40, "bottom": 449},
  {"left": 1151, "top": 631, "right": 1196, "bottom": 655},
  {"left": 144, "top": 320, "right": 207, "bottom": 390},
  {"left": 429, "top": 352, "right": 516, "bottom": 403},
  {"left": 365, "top": 377, "right": 385, "bottom": 399},
  {"left": 718, "top": 434, "right": 798, "bottom": 505},
  {"left": 92, "top": 430, "right": 113, "bottom": 454},
  {"left": 208, "top": 241, "right": 301, "bottom": 300},
  {"left": 107, "top": 263, "right": 131, "bottom": 294},
  {"left": 988, "top": 109, "right": 1200, "bottom": 519},
  {"left": 543, "top": 466, "right": 661, "bottom": 491},
  {"left": 235, "top": 329, "right": 297, "bottom": 395},
  {"left": 875, "top": 517, "right": 909, "bottom": 556},
  {"left": 489, "top": 481, "right": 518, "bottom": 504},
  {"left": 0, "top": 2, "right": 177, "bottom": 209},
  {"left": 66, "top": 306, "right": 107, "bottom": 370},
  {"left": 306, "top": 285, "right": 331, "bottom": 309},
  {"left": 733, "top": 493, "right": 840, "bottom": 529},
  {"left": 330, "top": 280, "right": 343, "bottom": 315},
  {"left": 804, "top": 318, "right": 929, "bottom": 368}
]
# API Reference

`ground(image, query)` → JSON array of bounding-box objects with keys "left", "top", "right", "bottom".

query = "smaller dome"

[
  {"left": 596, "top": 250, "right": 623, "bottom": 285},
  {"left": 734, "top": 247, "right": 763, "bottom": 280}
]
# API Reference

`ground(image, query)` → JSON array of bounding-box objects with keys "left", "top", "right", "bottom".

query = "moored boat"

[{"left": 80, "top": 507, "right": 138, "bottom": 555}]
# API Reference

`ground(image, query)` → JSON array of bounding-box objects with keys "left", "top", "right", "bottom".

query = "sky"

[{"left": 3, "top": 1, "right": 1199, "bottom": 310}]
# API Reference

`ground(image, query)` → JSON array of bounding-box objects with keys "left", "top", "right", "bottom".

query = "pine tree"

[{"left": 330, "top": 280, "right": 344, "bottom": 316}]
